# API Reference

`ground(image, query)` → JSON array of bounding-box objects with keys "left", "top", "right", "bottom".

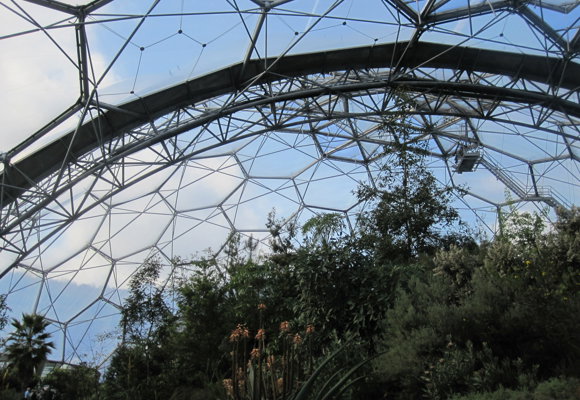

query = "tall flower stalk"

[{"left": 224, "top": 305, "right": 316, "bottom": 400}]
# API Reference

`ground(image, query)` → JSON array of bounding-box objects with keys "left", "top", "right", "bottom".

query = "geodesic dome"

[{"left": 1, "top": 0, "right": 578, "bottom": 366}]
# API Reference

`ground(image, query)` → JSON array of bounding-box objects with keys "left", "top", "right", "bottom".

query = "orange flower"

[
  {"left": 241, "top": 325, "right": 250, "bottom": 339},
  {"left": 223, "top": 379, "right": 234, "bottom": 398},
  {"left": 230, "top": 323, "right": 250, "bottom": 341},
  {"left": 250, "top": 347, "right": 261, "bottom": 360},
  {"left": 276, "top": 377, "right": 284, "bottom": 393},
  {"left": 258, "top": 303, "right": 267, "bottom": 311},
  {"left": 229, "top": 324, "right": 249, "bottom": 342},
  {"left": 255, "top": 328, "right": 266, "bottom": 341},
  {"left": 229, "top": 327, "right": 240, "bottom": 343},
  {"left": 279, "top": 321, "right": 290, "bottom": 333},
  {"left": 305, "top": 324, "right": 315, "bottom": 335},
  {"left": 266, "top": 355, "right": 275, "bottom": 369}
]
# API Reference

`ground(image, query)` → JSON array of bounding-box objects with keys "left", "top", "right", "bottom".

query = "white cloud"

[
  {"left": 0, "top": 4, "right": 120, "bottom": 154},
  {"left": 0, "top": 6, "right": 78, "bottom": 151}
]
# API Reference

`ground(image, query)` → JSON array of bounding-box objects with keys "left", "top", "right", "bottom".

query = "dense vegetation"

[{"left": 1, "top": 131, "right": 578, "bottom": 399}]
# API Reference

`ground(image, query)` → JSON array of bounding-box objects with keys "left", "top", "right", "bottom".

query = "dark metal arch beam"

[
  {"left": 23, "top": 0, "right": 115, "bottom": 15},
  {"left": 23, "top": 0, "right": 78, "bottom": 15},
  {"left": 0, "top": 89, "right": 576, "bottom": 277},
  {"left": 1, "top": 41, "right": 579, "bottom": 208}
]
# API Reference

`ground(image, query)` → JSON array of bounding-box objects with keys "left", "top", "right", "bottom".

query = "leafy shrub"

[
  {"left": 0, "top": 389, "right": 21, "bottom": 400},
  {"left": 449, "top": 377, "right": 580, "bottom": 400},
  {"left": 43, "top": 363, "right": 100, "bottom": 400},
  {"left": 533, "top": 377, "right": 580, "bottom": 400},
  {"left": 449, "top": 387, "right": 531, "bottom": 400},
  {"left": 371, "top": 209, "right": 580, "bottom": 400}
]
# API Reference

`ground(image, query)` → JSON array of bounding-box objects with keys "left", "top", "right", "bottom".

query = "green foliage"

[
  {"left": 102, "top": 344, "right": 148, "bottom": 400},
  {"left": 290, "top": 231, "right": 393, "bottom": 352},
  {"left": 301, "top": 213, "right": 344, "bottom": 247},
  {"left": 103, "top": 339, "right": 181, "bottom": 400},
  {"left": 292, "top": 344, "right": 379, "bottom": 400},
  {"left": 371, "top": 208, "right": 580, "bottom": 399},
  {"left": 422, "top": 341, "right": 477, "bottom": 400},
  {"left": 104, "top": 257, "right": 179, "bottom": 399},
  {"left": 554, "top": 207, "right": 580, "bottom": 266},
  {"left": 121, "top": 256, "right": 175, "bottom": 344},
  {"left": 266, "top": 210, "right": 298, "bottom": 265},
  {"left": 43, "top": 363, "right": 100, "bottom": 400},
  {"left": 225, "top": 249, "right": 296, "bottom": 329},
  {"left": 449, "top": 377, "right": 580, "bottom": 400},
  {"left": 357, "top": 114, "right": 466, "bottom": 263},
  {"left": 4, "top": 314, "right": 54, "bottom": 389},
  {"left": 223, "top": 317, "right": 316, "bottom": 400},
  {"left": 173, "top": 256, "right": 234, "bottom": 387},
  {"left": 0, "top": 294, "right": 9, "bottom": 331},
  {"left": 168, "top": 383, "right": 226, "bottom": 400},
  {"left": 497, "top": 204, "right": 547, "bottom": 247},
  {"left": 478, "top": 208, "right": 580, "bottom": 377},
  {"left": 532, "top": 377, "right": 580, "bottom": 400},
  {"left": 222, "top": 332, "right": 375, "bottom": 400},
  {"left": 99, "top": 175, "right": 579, "bottom": 400},
  {"left": 433, "top": 244, "right": 482, "bottom": 300},
  {"left": 0, "top": 388, "right": 20, "bottom": 400}
]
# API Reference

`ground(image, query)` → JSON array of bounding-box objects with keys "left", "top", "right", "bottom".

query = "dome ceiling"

[{"left": 0, "top": 0, "right": 578, "bottom": 365}]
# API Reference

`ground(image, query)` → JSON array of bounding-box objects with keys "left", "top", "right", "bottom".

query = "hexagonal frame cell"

[{"left": 0, "top": 0, "right": 578, "bottom": 365}]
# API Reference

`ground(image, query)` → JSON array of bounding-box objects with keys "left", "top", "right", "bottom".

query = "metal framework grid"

[{"left": 0, "top": 0, "right": 578, "bottom": 365}]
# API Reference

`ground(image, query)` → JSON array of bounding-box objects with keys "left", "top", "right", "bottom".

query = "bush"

[
  {"left": 0, "top": 389, "right": 21, "bottom": 400},
  {"left": 533, "top": 377, "right": 580, "bottom": 400},
  {"left": 371, "top": 209, "right": 580, "bottom": 399},
  {"left": 449, "top": 377, "right": 580, "bottom": 400},
  {"left": 450, "top": 387, "right": 531, "bottom": 400},
  {"left": 43, "top": 363, "right": 100, "bottom": 400}
]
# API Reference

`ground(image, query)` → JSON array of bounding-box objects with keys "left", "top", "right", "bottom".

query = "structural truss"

[{"left": 0, "top": 0, "right": 578, "bottom": 365}]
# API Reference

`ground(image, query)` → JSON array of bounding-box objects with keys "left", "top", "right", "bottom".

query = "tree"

[
  {"left": 43, "top": 363, "right": 100, "bottom": 400},
  {"left": 171, "top": 256, "right": 234, "bottom": 389},
  {"left": 104, "top": 256, "right": 177, "bottom": 400},
  {"left": 120, "top": 256, "right": 175, "bottom": 344},
  {"left": 357, "top": 111, "right": 467, "bottom": 264},
  {"left": 285, "top": 214, "right": 394, "bottom": 354},
  {"left": 5, "top": 313, "right": 54, "bottom": 389},
  {"left": 0, "top": 294, "right": 8, "bottom": 331}
]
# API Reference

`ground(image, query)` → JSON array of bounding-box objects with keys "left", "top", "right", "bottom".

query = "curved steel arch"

[
  {"left": 0, "top": 42, "right": 578, "bottom": 279},
  {"left": 2, "top": 41, "right": 578, "bottom": 208}
]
